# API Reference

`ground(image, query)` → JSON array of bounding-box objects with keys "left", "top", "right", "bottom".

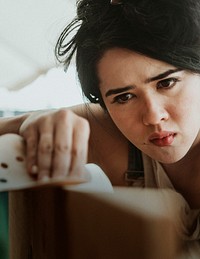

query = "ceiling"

[{"left": 0, "top": 0, "right": 76, "bottom": 90}]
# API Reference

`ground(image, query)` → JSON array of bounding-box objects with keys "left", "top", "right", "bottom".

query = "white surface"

[
  {"left": 64, "top": 164, "right": 114, "bottom": 193},
  {"left": 0, "top": 0, "right": 76, "bottom": 90},
  {"left": 0, "top": 66, "right": 84, "bottom": 111}
]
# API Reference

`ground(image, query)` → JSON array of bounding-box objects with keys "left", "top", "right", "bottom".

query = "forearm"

[
  {"left": 0, "top": 112, "right": 30, "bottom": 135},
  {"left": 0, "top": 105, "right": 87, "bottom": 137}
]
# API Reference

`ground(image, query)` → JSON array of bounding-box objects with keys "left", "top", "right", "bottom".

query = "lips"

[{"left": 148, "top": 131, "right": 176, "bottom": 147}]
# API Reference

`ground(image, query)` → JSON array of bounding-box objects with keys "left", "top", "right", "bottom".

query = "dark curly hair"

[{"left": 55, "top": 0, "right": 200, "bottom": 109}]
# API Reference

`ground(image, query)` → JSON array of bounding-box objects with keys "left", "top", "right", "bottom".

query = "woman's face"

[{"left": 98, "top": 48, "right": 200, "bottom": 163}]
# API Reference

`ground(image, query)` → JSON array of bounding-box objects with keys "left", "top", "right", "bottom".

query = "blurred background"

[{"left": 0, "top": 1, "right": 85, "bottom": 258}]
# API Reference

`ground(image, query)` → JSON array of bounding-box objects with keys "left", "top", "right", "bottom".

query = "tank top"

[
  {"left": 125, "top": 143, "right": 145, "bottom": 187},
  {"left": 127, "top": 144, "right": 200, "bottom": 256}
]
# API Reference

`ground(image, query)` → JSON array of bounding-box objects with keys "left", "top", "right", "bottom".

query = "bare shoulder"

[
  {"left": 71, "top": 103, "right": 120, "bottom": 134},
  {"left": 72, "top": 103, "right": 129, "bottom": 185},
  {"left": 71, "top": 103, "right": 126, "bottom": 147}
]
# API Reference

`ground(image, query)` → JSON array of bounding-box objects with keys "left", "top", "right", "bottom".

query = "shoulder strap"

[{"left": 125, "top": 142, "right": 144, "bottom": 183}]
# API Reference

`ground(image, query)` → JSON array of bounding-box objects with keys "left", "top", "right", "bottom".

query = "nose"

[{"left": 142, "top": 96, "right": 169, "bottom": 126}]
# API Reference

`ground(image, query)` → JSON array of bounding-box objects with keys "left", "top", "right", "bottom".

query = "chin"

[
  {"left": 148, "top": 149, "right": 188, "bottom": 164},
  {"left": 157, "top": 157, "right": 181, "bottom": 164},
  {"left": 141, "top": 143, "right": 190, "bottom": 164}
]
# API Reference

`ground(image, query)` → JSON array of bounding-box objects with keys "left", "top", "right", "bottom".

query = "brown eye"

[
  {"left": 113, "top": 93, "right": 135, "bottom": 104},
  {"left": 157, "top": 78, "right": 180, "bottom": 89}
]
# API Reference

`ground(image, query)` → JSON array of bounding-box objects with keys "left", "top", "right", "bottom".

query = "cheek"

[
  {"left": 175, "top": 92, "right": 200, "bottom": 122},
  {"left": 106, "top": 106, "right": 141, "bottom": 139},
  {"left": 171, "top": 90, "right": 200, "bottom": 144}
]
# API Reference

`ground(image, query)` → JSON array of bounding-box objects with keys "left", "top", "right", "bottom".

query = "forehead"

[{"left": 97, "top": 47, "right": 175, "bottom": 80}]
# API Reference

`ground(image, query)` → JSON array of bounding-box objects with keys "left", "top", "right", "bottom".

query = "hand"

[{"left": 19, "top": 109, "right": 90, "bottom": 181}]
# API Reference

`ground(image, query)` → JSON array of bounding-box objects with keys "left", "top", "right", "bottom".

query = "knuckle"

[
  {"left": 77, "top": 118, "right": 90, "bottom": 134},
  {"left": 26, "top": 137, "right": 37, "bottom": 150},
  {"left": 39, "top": 142, "right": 53, "bottom": 154},
  {"left": 54, "top": 143, "right": 70, "bottom": 153},
  {"left": 71, "top": 147, "right": 84, "bottom": 159},
  {"left": 55, "top": 109, "right": 71, "bottom": 122}
]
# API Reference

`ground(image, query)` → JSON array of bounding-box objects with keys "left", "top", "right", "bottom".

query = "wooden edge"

[{"left": 9, "top": 187, "right": 181, "bottom": 259}]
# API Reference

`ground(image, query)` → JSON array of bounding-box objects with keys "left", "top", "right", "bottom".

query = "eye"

[
  {"left": 157, "top": 78, "right": 180, "bottom": 89},
  {"left": 112, "top": 93, "right": 135, "bottom": 104}
]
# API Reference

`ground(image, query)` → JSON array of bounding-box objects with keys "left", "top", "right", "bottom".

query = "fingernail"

[
  {"left": 31, "top": 165, "right": 38, "bottom": 174},
  {"left": 41, "top": 176, "right": 50, "bottom": 182}
]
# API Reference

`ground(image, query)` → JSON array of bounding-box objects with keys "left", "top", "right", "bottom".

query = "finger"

[
  {"left": 51, "top": 114, "right": 73, "bottom": 179},
  {"left": 24, "top": 128, "right": 39, "bottom": 176},
  {"left": 34, "top": 114, "right": 54, "bottom": 180},
  {"left": 69, "top": 119, "right": 90, "bottom": 178},
  {"left": 37, "top": 133, "right": 54, "bottom": 180}
]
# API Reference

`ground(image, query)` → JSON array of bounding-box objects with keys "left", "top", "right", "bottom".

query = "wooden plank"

[{"left": 9, "top": 187, "right": 180, "bottom": 259}]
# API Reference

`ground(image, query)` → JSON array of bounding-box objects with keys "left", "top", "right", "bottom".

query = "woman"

[
  {"left": 2, "top": 0, "right": 200, "bottom": 254},
  {"left": 2, "top": 1, "right": 200, "bottom": 204}
]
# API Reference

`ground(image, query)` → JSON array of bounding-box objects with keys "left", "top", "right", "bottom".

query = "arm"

[
  {"left": 0, "top": 104, "right": 128, "bottom": 185},
  {"left": 0, "top": 105, "right": 90, "bottom": 180},
  {"left": 0, "top": 112, "right": 30, "bottom": 135}
]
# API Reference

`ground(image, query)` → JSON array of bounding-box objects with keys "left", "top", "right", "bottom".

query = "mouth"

[{"left": 148, "top": 131, "right": 176, "bottom": 147}]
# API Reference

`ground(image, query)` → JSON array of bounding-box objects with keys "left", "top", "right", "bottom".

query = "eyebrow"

[
  {"left": 105, "top": 85, "right": 134, "bottom": 97},
  {"left": 105, "top": 68, "right": 182, "bottom": 97},
  {"left": 145, "top": 68, "right": 182, "bottom": 83}
]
